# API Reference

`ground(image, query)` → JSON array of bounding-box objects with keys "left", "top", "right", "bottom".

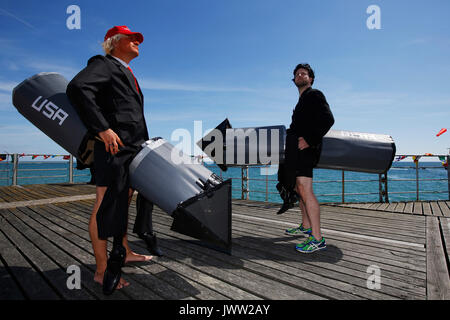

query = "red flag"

[
  {"left": 43, "top": 155, "right": 51, "bottom": 160},
  {"left": 32, "top": 155, "right": 39, "bottom": 159},
  {"left": 436, "top": 128, "right": 447, "bottom": 136},
  {"left": 63, "top": 155, "right": 70, "bottom": 160}
]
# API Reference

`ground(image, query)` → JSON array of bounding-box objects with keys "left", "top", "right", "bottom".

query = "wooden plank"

[
  {"left": 45, "top": 204, "right": 325, "bottom": 300},
  {"left": 230, "top": 230, "right": 425, "bottom": 298},
  {"left": 413, "top": 202, "right": 423, "bottom": 215},
  {"left": 395, "top": 202, "right": 406, "bottom": 213},
  {"left": 368, "top": 203, "right": 383, "bottom": 210},
  {"left": 426, "top": 216, "right": 450, "bottom": 300},
  {"left": 136, "top": 205, "right": 426, "bottom": 297},
  {"left": 438, "top": 201, "right": 450, "bottom": 217},
  {"left": 64, "top": 198, "right": 424, "bottom": 268},
  {"left": 1, "top": 209, "right": 97, "bottom": 300},
  {"left": 0, "top": 186, "right": 20, "bottom": 202},
  {"left": 404, "top": 202, "right": 414, "bottom": 214},
  {"left": 16, "top": 205, "right": 203, "bottom": 300},
  {"left": 0, "top": 225, "right": 60, "bottom": 299},
  {"left": 235, "top": 201, "right": 425, "bottom": 232},
  {"left": 430, "top": 202, "right": 443, "bottom": 217},
  {"left": 422, "top": 202, "right": 432, "bottom": 216},
  {"left": 439, "top": 217, "right": 450, "bottom": 267},
  {"left": 25, "top": 204, "right": 260, "bottom": 300},
  {"left": 377, "top": 203, "right": 389, "bottom": 211},
  {"left": 52, "top": 200, "right": 367, "bottom": 300},
  {"left": 228, "top": 214, "right": 427, "bottom": 273},
  {"left": 233, "top": 206, "right": 426, "bottom": 244},
  {"left": 9, "top": 206, "right": 135, "bottom": 300},
  {"left": 150, "top": 210, "right": 424, "bottom": 299},
  {"left": 0, "top": 255, "right": 26, "bottom": 299},
  {"left": 385, "top": 203, "right": 398, "bottom": 212},
  {"left": 259, "top": 202, "right": 427, "bottom": 227}
]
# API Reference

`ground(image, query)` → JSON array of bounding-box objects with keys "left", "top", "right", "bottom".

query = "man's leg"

[
  {"left": 122, "top": 188, "right": 152, "bottom": 262},
  {"left": 89, "top": 186, "right": 129, "bottom": 288},
  {"left": 296, "top": 176, "right": 322, "bottom": 240},
  {"left": 299, "top": 198, "right": 311, "bottom": 230}
]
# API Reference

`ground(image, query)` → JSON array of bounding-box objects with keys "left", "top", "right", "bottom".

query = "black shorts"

[
  {"left": 295, "top": 147, "right": 320, "bottom": 178},
  {"left": 93, "top": 140, "right": 113, "bottom": 187}
]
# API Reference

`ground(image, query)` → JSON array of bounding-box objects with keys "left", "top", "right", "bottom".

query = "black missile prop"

[{"left": 197, "top": 118, "right": 396, "bottom": 174}]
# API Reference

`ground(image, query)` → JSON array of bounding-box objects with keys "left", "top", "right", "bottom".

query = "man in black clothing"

[{"left": 282, "top": 63, "right": 334, "bottom": 254}]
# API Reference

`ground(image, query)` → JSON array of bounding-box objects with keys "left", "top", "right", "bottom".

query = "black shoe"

[
  {"left": 277, "top": 201, "right": 294, "bottom": 215},
  {"left": 139, "top": 233, "right": 163, "bottom": 257},
  {"left": 103, "top": 245, "right": 126, "bottom": 295}
]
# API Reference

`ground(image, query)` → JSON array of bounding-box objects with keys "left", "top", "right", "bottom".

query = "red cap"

[{"left": 104, "top": 25, "right": 144, "bottom": 43}]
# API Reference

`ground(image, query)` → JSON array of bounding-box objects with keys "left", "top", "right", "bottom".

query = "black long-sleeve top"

[{"left": 289, "top": 87, "right": 334, "bottom": 147}]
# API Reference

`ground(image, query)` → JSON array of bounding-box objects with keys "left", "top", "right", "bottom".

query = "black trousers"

[{"left": 133, "top": 193, "right": 154, "bottom": 235}]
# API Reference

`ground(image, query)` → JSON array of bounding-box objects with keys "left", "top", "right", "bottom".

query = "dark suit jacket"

[
  {"left": 66, "top": 54, "right": 149, "bottom": 148},
  {"left": 66, "top": 55, "right": 151, "bottom": 239}
]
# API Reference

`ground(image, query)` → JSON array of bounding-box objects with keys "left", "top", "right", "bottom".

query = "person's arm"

[
  {"left": 301, "top": 90, "right": 334, "bottom": 147},
  {"left": 67, "top": 56, "right": 111, "bottom": 134},
  {"left": 67, "top": 56, "right": 123, "bottom": 154}
]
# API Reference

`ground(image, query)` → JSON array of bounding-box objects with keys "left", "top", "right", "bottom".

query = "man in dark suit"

[
  {"left": 282, "top": 63, "right": 334, "bottom": 254},
  {"left": 67, "top": 26, "right": 161, "bottom": 295}
]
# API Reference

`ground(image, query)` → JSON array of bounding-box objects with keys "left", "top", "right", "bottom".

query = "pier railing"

[
  {"left": 0, "top": 154, "right": 90, "bottom": 186},
  {"left": 0, "top": 153, "right": 449, "bottom": 203},
  {"left": 204, "top": 154, "right": 450, "bottom": 203}
]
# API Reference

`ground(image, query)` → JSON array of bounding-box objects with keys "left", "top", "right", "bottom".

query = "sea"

[{"left": 0, "top": 160, "right": 448, "bottom": 203}]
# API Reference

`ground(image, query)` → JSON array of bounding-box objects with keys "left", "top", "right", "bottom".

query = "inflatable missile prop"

[
  {"left": 197, "top": 118, "right": 396, "bottom": 174},
  {"left": 12, "top": 73, "right": 232, "bottom": 254}
]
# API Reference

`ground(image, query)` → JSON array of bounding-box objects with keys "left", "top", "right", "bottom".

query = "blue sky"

[{"left": 0, "top": 0, "right": 449, "bottom": 157}]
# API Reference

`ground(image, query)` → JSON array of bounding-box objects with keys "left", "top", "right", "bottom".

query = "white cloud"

[
  {"left": 0, "top": 81, "right": 17, "bottom": 92},
  {"left": 25, "top": 61, "right": 79, "bottom": 79},
  {"left": 0, "top": 124, "right": 65, "bottom": 154},
  {"left": 140, "top": 78, "right": 255, "bottom": 93}
]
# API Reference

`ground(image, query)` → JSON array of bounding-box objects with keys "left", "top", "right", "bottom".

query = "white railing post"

[
  {"left": 69, "top": 155, "right": 74, "bottom": 183},
  {"left": 12, "top": 153, "right": 18, "bottom": 186}
]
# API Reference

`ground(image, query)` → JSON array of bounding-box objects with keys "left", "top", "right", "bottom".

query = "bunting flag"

[
  {"left": 43, "top": 155, "right": 51, "bottom": 160},
  {"left": 442, "top": 160, "right": 448, "bottom": 168},
  {"left": 438, "top": 156, "right": 446, "bottom": 161},
  {"left": 63, "top": 155, "right": 70, "bottom": 160},
  {"left": 19, "top": 153, "right": 25, "bottom": 158},
  {"left": 395, "top": 155, "right": 407, "bottom": 161},
  {"left": 412, "top": 156, "right": 421, "bottom": 164},
  {"left": 436, "top": 128, "right": 447, "bottom": 137},
  {"left": 424, "top": 153, "right": 433, "bottom": 156},
  {"left": 32, "top": 155, "right": 39, "bottom": 159},
  {"left": 0, "top": 154, "right": 6, "bottom": 162}
]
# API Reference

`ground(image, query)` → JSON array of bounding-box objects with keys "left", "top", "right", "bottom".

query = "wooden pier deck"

[{"left": 0, "top": 183, "right": 449, "bottom": 300}]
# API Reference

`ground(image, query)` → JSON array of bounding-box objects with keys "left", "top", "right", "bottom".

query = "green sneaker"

[
  {"left": 295, "top": 235, "right": 326, "bottom": 254},
  {"left": 285, "top": 224, "right": 312, "bottom": 236}
]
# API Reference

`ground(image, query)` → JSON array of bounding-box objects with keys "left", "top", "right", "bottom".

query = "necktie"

[{"left": 127, "top": 66, "right": 140, "bottom": 93}]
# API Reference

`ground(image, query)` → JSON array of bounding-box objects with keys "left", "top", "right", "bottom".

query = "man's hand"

[
  {"left": 98, "top": 129, "right": 124, "bottom": 155},
  {"left": 298, "top": 137, "right": 310, "bottom": 150}
]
